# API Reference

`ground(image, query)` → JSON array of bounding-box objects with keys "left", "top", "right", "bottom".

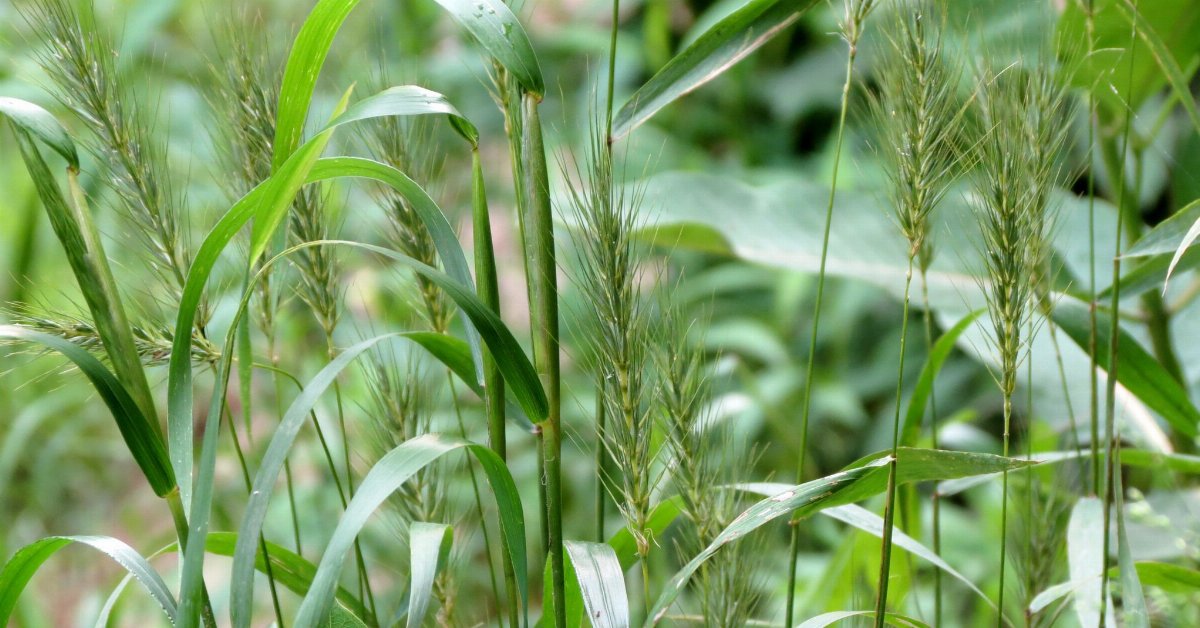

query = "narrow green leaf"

[
  {"left": 0, "top": 97, "right": 79, "bottom": 167},
  {"left": 611, "top": 0, "right": 820, "bottom": 139},
  {"left": 1067, "top": 498, "right": 1113, "bottom": 627},
  {"left": 334, "top": 85, "right": 478, "bottom": 146},
  {"left": 0, "top": 327, "right": 173, "bottom": 496},
  {"left": 0, "top": 536, "right": 176, "bottom": 625},
  {"left": 1115, "top": 455, "right": 1149, "bottom": 628},
  {"left": 563, "top": 541, "right": 629, "bottom": 628},
  {"left": 1126, "top": 562, "right": 1200, "bottom": 593},
  {"left": 1163, "top": 214, "right": 1200, "bottom": 293},
  {"left": 407, "top": 523, "right": 454, "bottom": 628},
  {"left": 1125, "top": 198, "right": 1200, "bottom": 258},
  {"left": 431, "top": 0, "right": 544, "bottom": 96},
  {"left": 294, "top": 434, "right": 527, "bottom": 627},
  {"left": 273, "top": 0, "right": 363, "bottom": 167},
  {"left": 231, "top": 332, "right": 482, "bottom": 627},
  {"left": 795, "top": 610, "right": 930, "bottom": 628},
  {"left": 739, "top": 484, "right": 997, "bottom": 611},
  {"left": 1115, "top": 0, "right": 1200, "bottom": 138},
  {"left": 1052, "top": 297, "right": 1200, "bottom": 439},
  {"left": 900, "top": 309, "right": 984, "bottom": 447}
]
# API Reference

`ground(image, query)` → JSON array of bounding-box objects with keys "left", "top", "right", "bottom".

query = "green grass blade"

[
  {"left": 307, "top": 156, "right": 484, "bottom": 372},
  {"left": 1163, "top": 214, "right": 1200, "bottom": 293},
  {"left": 1067, "top": 497, "right": 1113, "bottom": 627},
  {"left": 7, "top": 122, "right": 161, "bottom": 458},
  {"left": 900, "top": 309, "right": 984, "bottom": 447},
  {"left": 407, "top": 523, "right": 454, "bottom": 628},
  {"left": 0, "top": 327, "right": 174, "bottom": 496},
  {"left": 294, "top": 434, "right": 527, "bottom": 627},
  {"left": 336, "top": 85, "right": 478, "bottom": 146},
  {"left": 646, "top": 449, "right": 1032, "bottom": 624},
  {"left": 0, "top": 536, "right": 176, "bottom": 625},
  {"left": 563, "top": 541, "right": 629, "bottom": 628},
  {"left": 0, "top": 97, "right": 79, "bottom": 167},
  {"left": 1115, "top": 0, "right": 1200, "bottom": 138},
  {"left": 230, "top": 331, "right": 473, "bottom": 627},
  {"left": 430, "top": 0, "right": 544, "bottom": 96},
  {"left": 1125, "top": 562, "right": 1200, "bottom": 593},
  {"left": 1115, "top": 469, "right": 1149, "bottom": 628},
  {"left": 272, "top": 0, "right": 363, "bottom": 168},
  {"left": 1124, "top": 198, "right": 1200, "bottom": 258},
  {"left": 611, "top": 0, "right": 820, "bottom": 139},
  {"left": 1052, "top": 297, "right": 1200, "bottom": 439}
]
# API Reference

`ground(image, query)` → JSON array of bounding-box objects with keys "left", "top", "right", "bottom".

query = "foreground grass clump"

[{"left": 2, "top": 0, "right": 1200, "bottom": 626}]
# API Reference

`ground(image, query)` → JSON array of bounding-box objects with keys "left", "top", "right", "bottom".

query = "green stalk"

[
  {"left": 919, "top": 273, "right": 943, "bottom": 625},
  {"left": 1100, "top": 9, "right": 1139, "bottom": 618},
  {"left": 1084, "top": 0, "right": 1101, "bottom": 496},
  {"left": 997, "top": 392, "right": 1013, "bottom": 627},
  {"left": 471, "top": 149, "right": 521, "bottom": 628},
  {"left": 165, "top": 491, "right": 217, "bottom": 628},
  {"left": 521, "top": 91, "right": 566, "bottom": 628},
  {"left": 784, "top": 18, "right": 863, "bottom": 625},
  {"left": 874, "top": 256, "right": 914, "bottom": 627}
]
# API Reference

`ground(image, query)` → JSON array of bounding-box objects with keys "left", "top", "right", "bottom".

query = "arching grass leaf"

[
  {"left": 294, "top": 434, "right": 526, "bottom": 627},
  {"left": 430, "top": 0, "right": 544, "bottom": 96},
  {"left": 0, "top": 536, "right": 176, "bottom": 625},
  {"left": 900, "top": 309, "right": 984, "bottom": 446},
  {"left": 795, "top": 610, "right": 930, "bottom": 628},
  {"left": 0, "top": 97, "right": 79, "bottom": 167},
  {"left": 612, "top": 0, "right": 820, "bottom": 139}
]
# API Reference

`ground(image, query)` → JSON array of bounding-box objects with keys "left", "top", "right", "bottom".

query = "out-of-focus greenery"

[{"left": 2, "top": 0, "right": 1200, "bottom": 626}]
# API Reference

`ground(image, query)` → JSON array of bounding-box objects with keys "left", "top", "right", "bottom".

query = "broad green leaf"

[
  {"left": 1052, "top": 297, "right": 1200, "bottom": 439},
  {"left": 1067, "top": 498, "right": 1113, "bottom": 628},
  {"left": 795, "top": 610, "right": 930, "bottom": 628},
  {"left": 430, "top": 0, "right": 544, "bottom": 96},
  {"left": 1127, "top": 561, "right": 1200, "bottom": 593},
  {"left": 563, "top": 541, "right": 629, "bottom": 628},
  {"left": 900, "top": 309, "right": 984, "bottom": 447},
  {"left": 0, "top": 536, "right": 175, "bottom": 625},
  {"left": 273, "top": 0, "right": 363, "bottom": 167},
  {"left": 408, "top": 523, "right": 454, "bottom": 628},
  {"left": 0, "top": 97, "right": 79, "bottom": 167},
  {"left": 333, "top": 85, "right": 478, "bottom": 146},
  {"left": 294, "top": 434, "right": 527, "bottom": 627},
  {"left": 0, "top": 327, "right": 173, "bottom": 497},
  {"left": 612, "top": 0, "right": 821, "bottom": 139},
  {"left": 1114, "top": 0, "right": 1200, "bottom": 138}
]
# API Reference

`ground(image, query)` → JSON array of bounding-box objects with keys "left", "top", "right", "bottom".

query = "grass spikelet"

[
  {"left": 566, "top": 118, "right": 660, "bottom": 613},
  {"left": 27, "top": 0, "right": 195, "bottom": 311},
  {"left": 971, "top": 56, "right": 1069, "bottom": 625}
]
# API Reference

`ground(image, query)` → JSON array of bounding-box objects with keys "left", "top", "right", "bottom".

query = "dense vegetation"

[{"left": 2, "top": 0, "right": 1200, "bottom": 625}]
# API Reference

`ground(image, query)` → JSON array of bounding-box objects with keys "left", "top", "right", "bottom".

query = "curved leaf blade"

[
  {"left": 0, "top": 97, "right": 79, "bottom": 167},
  {"left": 294, "top": 434, "right": 527, "bottom": 626},
  {"left": 431, "top": 0, "right": 544, "bottom": 95},
  {"left": 900, "top": 309, "right": 985, "bottom": 447},
  {"left": 612, "top": 0, "right": 820, "bottom": 139},
  {"left": 332, "top": 85, "right": 478, "bottom": 146},
  {"left": 795, "top": 610, "right": 930, "bottom": 628},
  {"left": 0, "top": 536, "right": 176, "bottom": 625}
]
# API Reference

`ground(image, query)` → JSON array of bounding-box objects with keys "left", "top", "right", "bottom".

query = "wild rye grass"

[{"left": 3, "top": 0, "right": 1200, "bottom": 626}]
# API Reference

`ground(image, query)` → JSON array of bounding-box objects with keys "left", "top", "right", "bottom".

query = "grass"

[{"left": 2, "top": 0, "right": 1200, "bottom": 626}]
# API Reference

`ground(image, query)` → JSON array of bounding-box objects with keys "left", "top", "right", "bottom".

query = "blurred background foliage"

[{"left": 3, "top": 0, "right": 1200, "bottom": 625}]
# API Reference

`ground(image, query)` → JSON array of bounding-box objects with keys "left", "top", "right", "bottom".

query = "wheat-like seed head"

[
  {"left": 870, "top": 1, "right": 962, "bottom": 266},
  {"left": 972, "top": 59, "right": 1069, "bottom": 396}
]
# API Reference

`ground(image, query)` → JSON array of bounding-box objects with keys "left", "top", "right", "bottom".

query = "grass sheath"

[{"left": 784, "top": 3, "right": 875, "bottom": 624}]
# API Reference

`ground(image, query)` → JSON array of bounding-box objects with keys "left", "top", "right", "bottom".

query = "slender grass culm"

[
  {"left": 971, "top": 58, "right": 1068, "bottom": 626},
  {"left": 784, "top": 2, "right": 876, "bottom": 624},
  {"left": 868, "top": 4, "right": 961, "bottom": 624}
]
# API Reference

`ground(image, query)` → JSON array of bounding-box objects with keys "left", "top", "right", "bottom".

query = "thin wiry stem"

[{"left": 784, "top": 3, "right": 875, "bottom": 623}]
